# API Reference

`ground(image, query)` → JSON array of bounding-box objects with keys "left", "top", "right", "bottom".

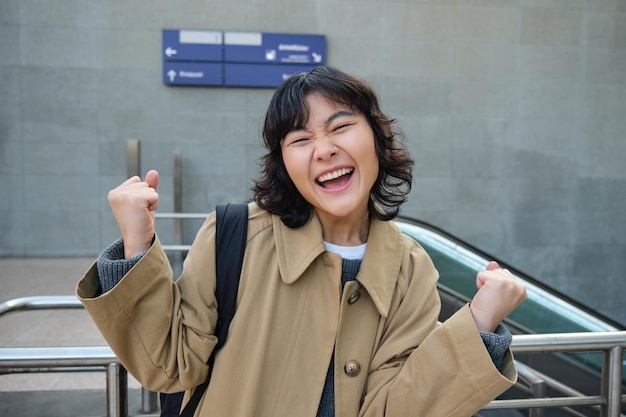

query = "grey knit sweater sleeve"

[
  {"left": 96, "top": 238, "right": 147, "bottom": 293},
  {"left": 480, "top": 324, "right": 512, "bottom": 371}
]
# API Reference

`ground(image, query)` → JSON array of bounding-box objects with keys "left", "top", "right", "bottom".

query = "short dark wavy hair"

[{"left": 252, "top": 66, "right": 414, "bottom": 228}]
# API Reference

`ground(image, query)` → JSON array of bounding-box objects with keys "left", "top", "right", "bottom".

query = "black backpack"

[{"left": 160, "top": 203, "right": 248, "bottom": 417}]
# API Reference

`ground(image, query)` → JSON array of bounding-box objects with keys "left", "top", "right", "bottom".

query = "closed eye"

[
  {"left": 333, "top": 123, "right": 353, "bottom": 132},
  {"left": 286, "top": 137, "right": 310, "bottom": 146}
]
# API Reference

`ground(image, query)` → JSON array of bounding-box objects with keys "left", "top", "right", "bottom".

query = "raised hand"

[
  {"left": 469, "top": 261, "right": 527, "bottom": 333},
  {"left": 107, "top": 170, "right": 160, "bottom": 259}
]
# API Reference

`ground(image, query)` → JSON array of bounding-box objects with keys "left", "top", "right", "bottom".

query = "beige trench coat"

[{"left": 77, "top": 202, "right": 516, "bottom": 417}]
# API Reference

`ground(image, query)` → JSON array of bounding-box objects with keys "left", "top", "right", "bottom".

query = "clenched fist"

[
  {"left": 107, "top": 170, "right": 160, "bottom": 259},
  {"left": 470, "top": 261, "right": 527, "bottom": 333}
]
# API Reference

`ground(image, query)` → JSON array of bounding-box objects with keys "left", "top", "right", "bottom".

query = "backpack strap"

[
  {"left": 179, "top": 202, "right": 248, "bottom": 417},
  {"left": 213, "top": 202, "right": 249, "bottom": 349}
]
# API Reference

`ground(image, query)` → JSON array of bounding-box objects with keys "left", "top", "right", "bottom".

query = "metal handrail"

[
  {"left": 0, "top": 296, "right": 143, "bottom": 417},
  {"left": 515, "top": 362, "right": 606, "bottom": 417},
  {"left": 512, "top": 331, "right": 626, "bottom": 352},
  {"left": 0, "top": 295, "right": 83, "bottom": 315},
  {"left": 485, "top": 331, "right": 626, "bottom": 417},
  {"left": 514, "top": 362, "right": 549, "bottom": 417},
  {"left": 0, "top": 346, "right": 116, "bottom": 368},
  {"left": 2, "top": 306, "right": 625, "bottom": 416},
  {"left": 154, "top": 212, "right": 205, "bottom": 252},
  {"left": 0, "top": 346, "right": 127, "bottom": 417}
]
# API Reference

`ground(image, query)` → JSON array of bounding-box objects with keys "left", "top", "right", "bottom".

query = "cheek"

[
  {"left": 282, "top": 150, "right": 295, "bottom": 172},
  {"left": 282, "top": 150, "right": 307, "bottom": 185},
  {"left": 365, "top": 157, "right": 380, "bottom": 188},
  {"left": 360, "top": 138, "right": 380, "bottom": 180}
]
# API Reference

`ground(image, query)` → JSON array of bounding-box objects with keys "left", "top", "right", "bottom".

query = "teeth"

[{"left": 317, "top": 168, "right": 353, "bottom": 183}]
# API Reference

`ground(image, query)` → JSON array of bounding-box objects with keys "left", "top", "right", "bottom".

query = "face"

[{"left": 281, "top": 93, "right": 379, "bottom": 225}]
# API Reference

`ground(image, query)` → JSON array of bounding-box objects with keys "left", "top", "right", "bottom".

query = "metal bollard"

[
  {"left": 106, "top": 362, "right": 128, "bottom": 417},
  {"left": 173, "top": 151, "right": 183, "bottom": 248},
  {"left": 171, "top": 151, "right": 185, "bottom": 276},
  {"left": 142, "top": 387, "right": 159, "bottom": 414},
  {"left": 126, "top": 139, "right": 141, "bottom": 178}
]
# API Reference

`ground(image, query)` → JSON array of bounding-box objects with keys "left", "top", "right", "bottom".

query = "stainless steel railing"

[
  {"left": 492, "top": 331, "right": 626, "bottom": 416},
  {"left": 1, "top": 294, "right": 625, "bottom": 416},
  {"left": 0, "top": 295, "right": 157, "bottom": 417},
  {"left": 0, "top": 345, "right": 127, "bottom": 417},
  {"left": 0, "top": 294, "right": 83, "bottom": 315}
]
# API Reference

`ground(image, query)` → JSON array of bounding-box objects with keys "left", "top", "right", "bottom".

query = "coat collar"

[{"left": 273, "top": 212, "right": 403, "bottom": 318}]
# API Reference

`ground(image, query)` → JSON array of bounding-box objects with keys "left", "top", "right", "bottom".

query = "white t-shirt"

[{"left": 323, "top": 241, "right": 367, "bottom": 260}]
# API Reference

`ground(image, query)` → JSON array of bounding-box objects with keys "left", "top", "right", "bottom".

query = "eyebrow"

[{"left": 290, "top": 110, "right": 355, "bottom": 133}]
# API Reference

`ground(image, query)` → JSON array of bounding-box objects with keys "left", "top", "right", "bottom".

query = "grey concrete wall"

[{"left": 1, "top": 0, "right": 625, "bottom": 323}]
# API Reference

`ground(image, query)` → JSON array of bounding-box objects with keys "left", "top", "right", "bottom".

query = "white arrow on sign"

[
  {"left": 167, "top": 70, "right": 177, "bottom": 82},
  {"left": 312, "top": 52, "right": 322, "bottom": 63},
  {"left": 165, "top": 47, "right": 178, "bottom": 57}
]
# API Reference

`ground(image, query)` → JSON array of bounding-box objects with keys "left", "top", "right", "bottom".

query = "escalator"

[{"left": 394, "top": 216, "right": 625, "bottom": 417}]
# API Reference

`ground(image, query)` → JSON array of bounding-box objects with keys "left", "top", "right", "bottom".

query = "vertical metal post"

[
  {"left": 529, "top": 380, "right": 546, "bottom": 417},
  {"left": 106, "top": 362, "right": 128, "bottom": 417},
  {"left": 142, "top": 388, "right": 159, "bottom": 414},
  {"left": 173, "top": 151, "right": 183, "bottom": 243},
  {"left": 605, "top": 346, "right": 623, "bottom": 417},
  {"left": 126, "top": 139, "right": 141, "bottom": 178},
  {"left": 601, "top": 350, "right": 608, "bottom": 417},
  {"left": 170, "top": 151, "right": 184, "bottom": 276}
]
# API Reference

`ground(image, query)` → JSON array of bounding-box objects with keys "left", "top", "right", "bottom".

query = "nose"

[{"left": 314, "top": 137, "right": 338, "bottom": 160}]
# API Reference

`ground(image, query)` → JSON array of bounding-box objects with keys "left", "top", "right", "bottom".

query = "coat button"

[
  {"left": 344, "top": 360, "right": 361, "bottom": 377},
  {"left": 348, "top": 291, "right": 361, "bottom": 304}
]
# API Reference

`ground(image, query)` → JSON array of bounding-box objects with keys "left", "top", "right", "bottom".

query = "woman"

[{"left": 77, "top": 66, "right": 526, "bottom": 417}]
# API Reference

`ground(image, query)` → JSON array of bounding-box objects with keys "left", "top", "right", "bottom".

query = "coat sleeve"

[
  {"left": 76, "top": 214, "right": 221, "bottom": 393},
  {"left": 359, "top": 243, "right": 517, "bottom": 417}
]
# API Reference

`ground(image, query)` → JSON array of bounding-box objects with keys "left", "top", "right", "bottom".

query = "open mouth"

[{"left": 316, "top": 168, "right": 354, "bottom": 189}]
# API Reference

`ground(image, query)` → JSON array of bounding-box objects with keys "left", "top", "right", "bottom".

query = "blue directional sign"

[
  {"left": 162, "top": 29, "right": 326, "bottom": 88},
  {"left": 224, "top": 63, "right": 317, "bottom": 88},
  {"left": 162, "top": 29, "right": 222, "bottom": 62},
  {"left": 224, "top": 31, "right": 325, "bottom": 65},
  {"left": 163, "top": 62, "right": 222, "bottom": 86}
]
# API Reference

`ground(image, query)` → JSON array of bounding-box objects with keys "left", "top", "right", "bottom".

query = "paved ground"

[{"left": 0, "top": 257, "right": 159, "bottom": 416}]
